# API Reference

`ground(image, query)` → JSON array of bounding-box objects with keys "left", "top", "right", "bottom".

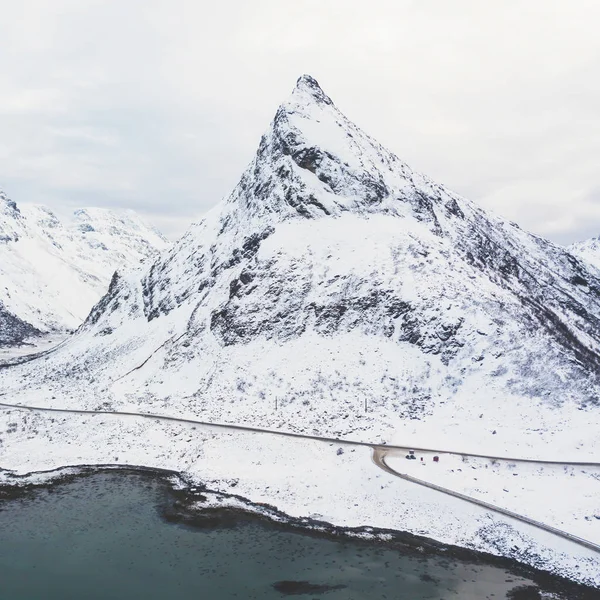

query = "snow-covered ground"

[
  {"left": 0, "top": 406, "right": 598, "bottom": 589},
  {"left": 384, "top": 451, "right": 600, "bottom": 546},
  {"left": 0, "top": 334, "right": 67, "bottom": 362}
]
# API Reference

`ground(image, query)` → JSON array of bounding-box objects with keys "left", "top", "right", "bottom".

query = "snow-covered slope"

[
  {"left": 3, "top": 75, "right": 600, "bottom": 587},
  {"left": 569, "top": 236, "right": 600, "bottom": 273},
  {"left": 0, "top": 189, "right": 168, "bottom": 345},
  {"left": 6, "top": 75, "right": 600, "bottom": 450}
]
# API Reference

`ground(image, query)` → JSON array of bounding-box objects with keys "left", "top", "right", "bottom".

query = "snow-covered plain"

[
  {"left": 0, "top": 190, "right": 168, "bottom": 344},
  {"left": 384, "top": 451, "right": 600, "bottom": 546},
  {"left": 1, "top": 75, "right": 600, "bottom": 588},
  {"left": 0, "top": 333, "right": 67, "bottom": 361},
  {"left": 1, "top": 406, "right": 599, "bottom": 589}
]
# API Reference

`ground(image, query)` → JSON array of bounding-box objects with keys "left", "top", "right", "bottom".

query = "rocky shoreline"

[{"left": 1, "top": 463, "right": 598, "bottom": 599}]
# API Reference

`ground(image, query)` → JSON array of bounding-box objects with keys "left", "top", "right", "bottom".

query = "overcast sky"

[{"left": 1, "top": 1, "right": 599, "bottom": 244}]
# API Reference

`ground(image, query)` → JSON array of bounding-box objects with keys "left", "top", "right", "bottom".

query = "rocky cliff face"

[
  {"left": 2, "top": 76, "right": 600, "bottom": 452},
  {"left": 0, "top": 190, "right": 169, "bottom": 345},
  {"left": 0, "top": 302, "right": 40, "bottom": 346}
]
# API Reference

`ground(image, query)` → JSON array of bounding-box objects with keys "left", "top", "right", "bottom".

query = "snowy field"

[
  {"left": 1, "top": 406, "right": 599, "bottom": 589},
  {"left": 384, "top": 451, "right": 600, "bottom": 545},
  {"left": 0, "top": 334, "right": 67, "bottom": 362}
]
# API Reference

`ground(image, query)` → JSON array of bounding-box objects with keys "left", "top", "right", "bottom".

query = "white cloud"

[{"left": 0, "top": 0, "right": 599, "bottom": 243}]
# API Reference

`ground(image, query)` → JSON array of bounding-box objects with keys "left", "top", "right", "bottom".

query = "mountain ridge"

[
  {"left": 569, "top": 236, "right": 600, "bottom": 273},
  {"left": 0, "top": 189, "right": 169, "bottom": 345},
  {"left": 2, "top": 75, "right": 598, "bottom": 456}
]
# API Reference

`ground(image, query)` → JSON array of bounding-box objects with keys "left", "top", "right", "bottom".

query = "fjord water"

[{"left": 0, "top": 472, "right": 541, "bottom": 599}]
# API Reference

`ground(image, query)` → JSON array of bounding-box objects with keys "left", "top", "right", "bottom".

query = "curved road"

[
  {"left": 1, "top": 399, "right": 599, "bottom": 554},
  {"left": 1, "top": 399, "right": 599, "bottom": 467},
  {"left": 371, "top": 448, "right": 600, "bottom": 554}
]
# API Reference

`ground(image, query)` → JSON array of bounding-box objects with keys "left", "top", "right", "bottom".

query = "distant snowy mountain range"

[
  {"left": 569, "top": 236, "right": 600, "bottom": 273},
  {"left": 0, "top": 190, "right": 168, "bottom": 345}
]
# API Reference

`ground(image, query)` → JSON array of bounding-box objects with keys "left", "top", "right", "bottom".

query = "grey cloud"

[{"left": 1, "top": 0, "right": 599, "bottom": 243}]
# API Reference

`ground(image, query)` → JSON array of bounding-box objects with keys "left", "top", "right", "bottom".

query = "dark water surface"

[{"left": 0, "top": 471, "right": 575, "bottom": 599}]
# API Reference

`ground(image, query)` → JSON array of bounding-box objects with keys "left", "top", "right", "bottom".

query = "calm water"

[{"left": 0, "top": 471, "right": 557, "bottom": 599}]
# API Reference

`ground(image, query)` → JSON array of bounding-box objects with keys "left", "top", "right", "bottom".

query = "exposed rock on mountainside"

[
  {"left": 3, "top": 75, "right": 600, "bottom": 450},
  {"left": 0, "top": 302, "right": 40, "bottom": 346},
  {"left": 0, "top": 189, "right": 168, "bottom": 345}
]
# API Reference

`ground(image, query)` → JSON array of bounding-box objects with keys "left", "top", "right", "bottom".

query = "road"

[
  {"left": 371, "top": 448, "right": 600, "bottom": 554},
  {"left": 0, "top": 399, "right": 599, "bottom": 466},
  {"left": 1, "top": 399, "right": 599, "bottom": 554}
]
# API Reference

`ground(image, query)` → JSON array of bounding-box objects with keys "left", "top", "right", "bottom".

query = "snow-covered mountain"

[
  {"left": 0, "top": 189, "right": 168, "bottom": 345},
  {"left": 569, "top": 236, "right": 600, "bottom": 273},
  {"left": 3, "top": 75, "right": 600, "bottom": 454},
  {"left": 3, "top": 75, "right": 600, "bottom": 588}
]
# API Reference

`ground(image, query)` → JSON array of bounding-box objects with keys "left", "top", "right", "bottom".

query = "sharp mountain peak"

[
  {"left": 221, "top": 74, "right": 427, "bottom": 227},
  {"left": 292, "top": 74, "right": 334, "bottom": 106}
]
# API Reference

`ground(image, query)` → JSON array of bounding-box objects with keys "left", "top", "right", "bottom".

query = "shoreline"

[{"left": 1, "top": 462, "right": 598, "bottom": 599}]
